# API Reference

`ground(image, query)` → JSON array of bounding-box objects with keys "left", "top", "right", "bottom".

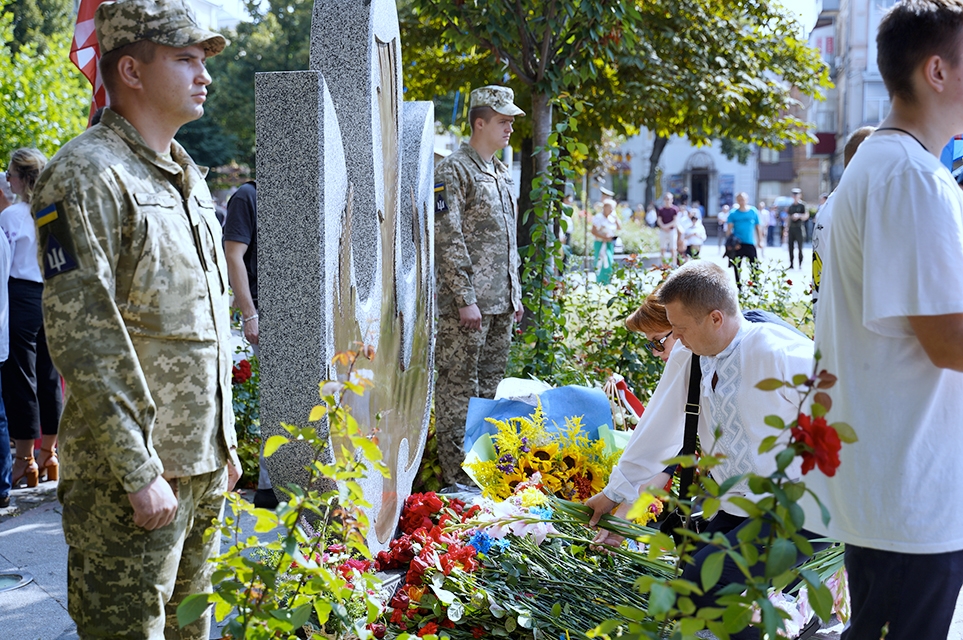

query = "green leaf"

[
  {"left": 832, "top": 421, "right": 858, "bottom": 443},
  {"left": 764, "top": 414, "right": 786, "bottom": 430},
  {"left": 176, "top": 593, "right": 212, "bottom": 628},
  {"left": 647, "top": 582, "right": 676, "bottom": 617},
  {"left": 308, "top": 404, "right": 327, "bottom": 422},
  {"left": 808, "top": 583, "right": 834, "bottom": 621},
  {"left": 755, "top": 378, "right": 785, "bottom": 391},
  {"left": 679, "top": 617, "right": 704, "bottom": 636},
  {"left": 765, "top": 537, "right": 797, "bottom": 578},
  {"left": 792, "top": 373, "right": 810, "bottom": 387},
  {"left": 263, "top": 435, "right": 289, "bottom": 457},
  {"left": 701, "top": 551, "right": 725, "bottom": 591},
  {"left": 758, "top": 435, "right": 779, "bottom": 453}
]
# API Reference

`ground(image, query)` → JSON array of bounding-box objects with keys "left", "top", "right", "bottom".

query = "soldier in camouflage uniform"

[
  {"left": 434, "top": 86, "right": 525, "bottom": 487},
  {"left": 30, "top": 1, "right": 240, "bottom": 637}
]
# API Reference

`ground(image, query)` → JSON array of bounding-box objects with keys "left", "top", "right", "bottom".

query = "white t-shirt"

[
  {"left": 683, "top": 219, "right": 706, "bottom": 246},
  {"left": 592, "top": 212, "right": 617, "bottom": 240},
  {"left": 758, "top": 208, "right": 771, "bottom": 228},
  {"left": 810, "top": 132, "right": 963, "bottom": 553},
  {"left": 0, "top": 230, "right": 10, "bottom": 362},
  {"left": 0, "top": 201, "right": 42, "bottom": 282},
  {"left": 810, "top": 191, "right": 835, "bottom": 317}
]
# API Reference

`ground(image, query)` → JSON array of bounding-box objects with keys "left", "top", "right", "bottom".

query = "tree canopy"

[{"left": 0, "top": 12, "right": 89, "bottom": 163}]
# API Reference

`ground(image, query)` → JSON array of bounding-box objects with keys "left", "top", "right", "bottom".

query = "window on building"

[
  {"left": 758, "top": 181, "right": 783, "bottom": 201},
  {"left": 760, "top": 147, "right": 781, "bottom": 164}
]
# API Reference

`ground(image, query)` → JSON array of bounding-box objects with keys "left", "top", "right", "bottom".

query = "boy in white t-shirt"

[{"left": 813, "top": 2, "right": 963, "bottom": 638}]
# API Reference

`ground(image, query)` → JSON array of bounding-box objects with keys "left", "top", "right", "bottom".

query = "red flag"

[{"left": 70, "top": 0, "right": 110, "bottom": 125}]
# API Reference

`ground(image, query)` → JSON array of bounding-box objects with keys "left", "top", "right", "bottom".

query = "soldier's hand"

[
  {"left": 227, "top": 448, "right": 242, "bottom": 491},
  {"left": 513, "top": 305, "right": 524, "bottom": 323},
  {"left": 128, "top": 476, "right": 178, "bottom": 530},
  {"left": 458, "top": 303, "right": 482, "bottom": 331}
]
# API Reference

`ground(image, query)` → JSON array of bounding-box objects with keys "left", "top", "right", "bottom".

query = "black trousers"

[
  {"left": 729, "top": 243, "right": 757, "bottom": 290},
  {"left": 841, "top": 544, "right": 963, "bottom": 640},
  {"left": 680, "top": 511, "right": 831, "bottom": 640},
  {"left": 2, "top": 278, "right": 62, "bottom": 440},
  {"left": 788, "top": 225, "right": 805, "bottom": 267}
]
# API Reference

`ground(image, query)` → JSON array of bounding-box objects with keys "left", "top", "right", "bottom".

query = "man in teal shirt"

[{"left": 726, "top": 192, "right": 764, "bottom": 290}]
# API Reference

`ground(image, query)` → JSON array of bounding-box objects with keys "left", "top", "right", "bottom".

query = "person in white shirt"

[
  {"left": 757, "top": 202, "right": 771, "bottom": 245},
  {"left": 588, "top": 262, "right": 823, "bottom": 640},
  {"left": 591, "top": 198, "right": 621, "bottom": 284},
  {"left": 716, "top": 203, "right": 730, "bottom": 248},
  {"left": 811, "top": 2, "right": 963, "bottom": 637},
  {"left": 0, "top": 228, "right": 10, "bottom": 507},
  {"left": 0, "top": 148, "right": 61, "bottom": 489},
  {"left": 682, "top": 210, "right": 707, "bottom": 259},
  {"left": 810, "top": 126, "right": 875, "bottom": 318}
]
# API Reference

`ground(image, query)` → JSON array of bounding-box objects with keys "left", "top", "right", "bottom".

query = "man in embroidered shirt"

[
  {"left": 433, "top": 85, "right": 524, "bottom": 488},
  {"left": 588, "top": 261, "right": 822, "bottom": 640},
  {"left": 30, "top": 0, "right": 240, "bottom": 637}
]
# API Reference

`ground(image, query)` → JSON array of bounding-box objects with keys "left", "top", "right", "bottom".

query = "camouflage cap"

[
  {"left": 95, "top": 0, "right": 227, "bottom": 56},
  {"left": 469, "top": 85, "right": 525, "bottom": 117}
]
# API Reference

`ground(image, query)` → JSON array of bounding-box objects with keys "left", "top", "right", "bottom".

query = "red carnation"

[
  {"left": 368, "top": 623, "right": 387, "bottom": 639},
  {"left": 232, "top": 359, "right": 252, "bottom": 384},
  {"left": 792, "top": 413, "right": 842, "bottom": 476},
  {"left": 417, "top": 622, "right": 439, "bottom": 637},
  {"left": 472, "top": 627, "right": 487, "bottom": 638},
  {"left": 390, "top": 608, "right": 405, "bottom": 625}
]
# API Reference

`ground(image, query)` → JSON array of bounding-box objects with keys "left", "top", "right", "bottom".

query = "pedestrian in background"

[
  {"left": 591, "top": 198, "right": 621, "bottom": 283},
  {"left": 31, "top": 0, "right": 241, "bottom": 636},
  {"left": 657, "top": 192, "right": 679, "bottom": 263},
  {"left": 0, "top": 186, "right": 11, "bottom": 507},
  {"left": 787, "top": 188, "right": 808, "bottom": 269},
  {"left": 716, "top": 203, "right": 730, "bottom": 249},
  {"left": 223, "top": 179, "right": 278, "bottom": 510},
  {"left": 434, "top": 85, "right": 524, "bottom": 489},
  {"left": 726, "top": 192, "right": 764, "bottom": 290},
  {"left": 0, "top": 148, "right": 62, "bottom": 489},
  {"left": 682, "top": 209, "right": 706, "bottom": 259}
]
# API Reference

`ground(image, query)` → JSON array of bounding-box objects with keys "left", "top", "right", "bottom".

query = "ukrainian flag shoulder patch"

[{"left": 34, "top": 203, "right": 58, "bottom": 227}]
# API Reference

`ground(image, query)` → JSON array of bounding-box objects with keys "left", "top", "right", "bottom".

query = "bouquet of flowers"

[
  {"left": 376, "top": 490, "right": 676, "bottom": 640},
  {"left": 464, "top": 403, "right": 620, "bottom": 502}
]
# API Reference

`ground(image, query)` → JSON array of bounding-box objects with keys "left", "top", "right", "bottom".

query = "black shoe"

[
  {"left": 0, "top": 494, "right": 9, "bottom": 508},
  {"left": 253, "top": 488, "right": 279, "bottom": 510}
]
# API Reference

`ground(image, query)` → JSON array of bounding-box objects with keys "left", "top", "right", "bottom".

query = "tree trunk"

[
  {"left": 517, "top": 93, "right": 553, "bottom": 282},
  {"left": 643, "top": 135, "right": 669, "bottom": 207},
  {"left": 517, "top": 136, "right": 534, "bottom": 252}
]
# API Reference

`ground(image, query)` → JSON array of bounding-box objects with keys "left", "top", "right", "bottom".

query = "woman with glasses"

[{"left": 585, "top": 288, "right": 696, "bottom": 544}]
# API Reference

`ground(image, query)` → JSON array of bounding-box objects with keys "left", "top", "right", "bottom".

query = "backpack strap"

[{"left": 677, "top": 353, "right": 702, "bottom": 502}]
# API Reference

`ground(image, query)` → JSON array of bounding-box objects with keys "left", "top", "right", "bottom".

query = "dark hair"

[
  {"left": 99, "top": 40, "right": 158, "bottom": 98},
  {"left": 877, "top": 0, "right": 963, "bottom": 103},
  {"left": 468, "top": 106, "right": 497, "bottom": 132},
  {"left": 657, "top": 261, "right": 738, "bottom": 317},
  {"left": 625, "top": 291, "right": 671, "bottom": 334}
]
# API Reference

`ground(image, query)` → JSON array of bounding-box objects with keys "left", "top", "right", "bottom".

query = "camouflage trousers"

[
  {"left": 60, "top": 467, "right": 228, "bottom": 639},
  {"left": 435, "top": 306, "right": 514, "bottom": 486}
]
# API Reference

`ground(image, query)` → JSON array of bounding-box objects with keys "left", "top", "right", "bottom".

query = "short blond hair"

[{"left": 657, "top": 261, "right": 739, "bottom": 317}]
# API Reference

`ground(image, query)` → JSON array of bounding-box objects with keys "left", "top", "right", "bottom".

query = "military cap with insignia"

[
  {"left": 469, "top": 85, "right": 526, "bottom": 117},
  {"left": 95, "top": 0, "right": 227, "bottom": 56}
]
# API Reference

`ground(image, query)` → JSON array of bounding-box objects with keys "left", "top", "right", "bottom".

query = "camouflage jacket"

[
  {"left": 32, "top": 109, "right": 235, "bottom": 493},
  {"left": 434, "top": 143, "right": 521, "bottom": 315}
]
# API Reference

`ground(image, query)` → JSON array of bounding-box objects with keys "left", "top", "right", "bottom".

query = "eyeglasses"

[{"left": 644, "top": 331, "right": 673, "bottom": 354}]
